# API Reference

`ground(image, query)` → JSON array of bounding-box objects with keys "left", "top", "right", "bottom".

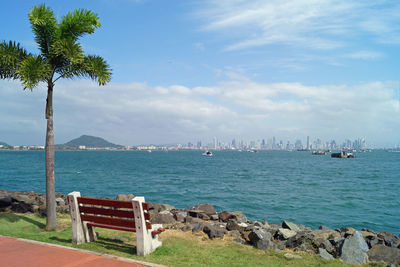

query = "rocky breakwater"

[
  {"left": 148, "top": 202, "right": 400, "bottom": 265},
  {"left": 1, "top": 190, "right": 399, "bottom": 265},
  {"left": 0, "top": 190, "right": 69, "bottom": 214}
]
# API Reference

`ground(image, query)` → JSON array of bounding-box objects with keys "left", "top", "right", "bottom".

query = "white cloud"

[
  {"left": 0, "top": 77, "right": 399, "bottom": 147},
  {"left": 196, "top": 0, "right": 400, "bottom": 51},
  {"left": 344, "top": 50, "right": 384, "bottom": 60}
]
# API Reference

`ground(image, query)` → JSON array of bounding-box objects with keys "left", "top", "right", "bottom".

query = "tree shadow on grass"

[{"left": 0, "top": 212, "right": 45, "bottom": 229}]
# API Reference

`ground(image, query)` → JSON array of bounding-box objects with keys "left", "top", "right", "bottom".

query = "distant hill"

[
  {"left": 0, "top": 141, "right": 10, "bottom": 147},
  {"left": 61, "top": 135, "right": 123, "bottom": 148}
]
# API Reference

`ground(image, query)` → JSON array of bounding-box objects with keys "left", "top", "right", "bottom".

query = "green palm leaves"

[
  {"left": 0, "top": 4, "right": 112, "bottom": 89},
  {"left": 0, "top": 41, "right": 29, "bottom": 80},
  {"left": 17, "top": 55, "right": 52, "bottom": 89},
  {"left": 29, "top": 5, "right": 58, "bottom": 56},
  {"left": 59, "top": 9, "right": 101, "bottom": 40}
]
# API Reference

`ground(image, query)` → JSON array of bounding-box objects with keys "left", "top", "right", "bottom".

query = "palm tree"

[{"left": 0, "top": 5, "right": 112, "bottom": 230}]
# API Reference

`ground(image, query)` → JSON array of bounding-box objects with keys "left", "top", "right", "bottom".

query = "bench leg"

[
  {"left": 67, "top": 191, "right": 90, "bottom": 244},
  {"left": 132, "top": 197, "right": 162, "bottom": 256},
  {"left": 84, "top": 222, "right": 97, "bottom": 242}
]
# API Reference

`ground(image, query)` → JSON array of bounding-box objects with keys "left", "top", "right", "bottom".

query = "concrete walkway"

[{"left": 0, "top": 235, "right": 165, "bottom": 267}]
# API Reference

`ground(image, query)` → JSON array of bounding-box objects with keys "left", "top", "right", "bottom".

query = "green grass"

[{"left": 0, "top": 212, "right": 385, "bottom": 267}]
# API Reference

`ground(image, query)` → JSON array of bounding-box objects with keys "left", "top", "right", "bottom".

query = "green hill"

[
  {"left": 0, "top": 141, "right": 10, "bottom": 146},
  {"left": 62, "top": 135, "right": 123, "bottom": 148}
]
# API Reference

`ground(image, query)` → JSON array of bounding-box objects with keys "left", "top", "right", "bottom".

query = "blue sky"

[{"left": 1, "top": 0, "right": 400, "bottom": 147}]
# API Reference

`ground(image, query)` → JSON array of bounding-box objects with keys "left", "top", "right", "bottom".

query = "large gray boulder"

[
  {"left": 173, "top": 211, "right": 186, "bottom": 222},
  {"left": 150, "top": 212, "right": 176, "bottom": 224},
  {"left": 340, "top": 231, "right": 369, "bottom": 264},
  {"left": 194, "top": 203, "right": 216, "bottom": 216},
  {"left": 231, "top": 211, "right": 247, "bottom": 223},
  {"left": 203, "top": 224, "right": 227, "bottom": 239},
  {"left": 150, "top": 203, "right": 175, "bottom": 213},
  {"left": 286, "top": 231, "right": 314, "bottom": 249},
  {"left": 319, "top": 248, "right": 334, "bottom": 260},
  {"left": 276, "top": 228, "right": 297, "bottom": 240},
  {"left": 318, "top": 248, "right": 334, "bottom": 260},
  {"left": 226, "top": 220, "right": 248, "bottom": 232},
  {"left": 367, "top": 245, "right": 400, "bottom": 264},
  {"left": 191, "top": 222, "right": 205, "bottom": 233},
  {"left": 218, "top": 211, "right": 247, "bottom": 223},
  {"left": 282, "top": 221, "right": 301, "bottom": 232},
  {"left": 187, "top": 210, "right": 210, "bottom": 220},
  {"left": 248, "top": 229, "right": 273, "bottom": 250}
]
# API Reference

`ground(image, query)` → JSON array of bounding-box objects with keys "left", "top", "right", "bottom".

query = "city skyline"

[
  {"left": 158, "top": 135, "right": 370, "bottom": 150},
  {"left": 0, "top": 133, "right": 380, "bottom": 150},
  {"left": 1, "top": 1, "right": 400, "bottom": 148}
]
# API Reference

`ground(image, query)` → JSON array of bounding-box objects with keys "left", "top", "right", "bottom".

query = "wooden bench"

[{"left": 67, "top": 191, "right": 164, "bottom": 256}]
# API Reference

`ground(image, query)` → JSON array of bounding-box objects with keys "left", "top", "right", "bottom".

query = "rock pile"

[
  {"left": 1, "top": 190, "right": 399, "bottom": 265},
  {"left": 0, "top": 190, "right": 69, "bottom": 214},
  {"left": 148, "top": 202, "right": 400, "bottom": 265}
]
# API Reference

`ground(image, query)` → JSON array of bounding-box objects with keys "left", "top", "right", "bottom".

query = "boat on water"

[
  {"left": 331, "top": 150, "right": 356, "bottom": 158},
  {"left": 312, "top": 150, "right": 326, "bottom": 155},
  {"left": 202, "top": 151, "right": 213, "bottom": 156}
]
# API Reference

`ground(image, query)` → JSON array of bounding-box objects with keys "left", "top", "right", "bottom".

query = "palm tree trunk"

[{"left": 45, "top": 82, "right": 57, "bottom": 230}]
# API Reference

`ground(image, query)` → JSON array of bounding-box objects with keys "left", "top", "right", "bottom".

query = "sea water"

[{"left": 0, "top": 150, "right": 399, "bottom": 234}]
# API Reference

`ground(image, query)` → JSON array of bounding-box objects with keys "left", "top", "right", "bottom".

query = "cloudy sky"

[{"left": 1, "top": 0, "right": 399, "bottom": 147}]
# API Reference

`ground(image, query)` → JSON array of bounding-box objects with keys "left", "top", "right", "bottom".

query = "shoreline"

[{"left": 1, "top": 189, "right": 399, "bottom": 265}]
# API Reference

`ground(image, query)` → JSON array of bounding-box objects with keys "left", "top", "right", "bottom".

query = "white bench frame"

[{"left": 67, "top": 191, "right": 162, "bottom": 256}]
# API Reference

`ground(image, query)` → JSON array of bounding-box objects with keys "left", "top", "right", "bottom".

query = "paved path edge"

[{"left": 0, "top": 235, "right": 167, "bottom": 267}]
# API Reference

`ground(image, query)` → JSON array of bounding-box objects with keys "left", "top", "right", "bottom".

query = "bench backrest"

[{"left": 77, "top": 196, "right": 152, "bottom": 232}]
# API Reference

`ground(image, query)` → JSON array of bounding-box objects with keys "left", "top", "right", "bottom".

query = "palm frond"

[
  {"left": 59, "top": 9, "right": 101, "bottom": 40},
  {"left": 17, "top": 55, "right": 52, "bottom": 89},
  {"left": 0, "top": 41, "right": 29, "bottom": 79},
  {"left": 80, "top": 55, "right": 112, "bottom": 85},
  {"left": 50, "top": 38, "right": 84, "bottom": 64},
  {"left": 29, "top": 4, "right": 57, "bottom": 56}
]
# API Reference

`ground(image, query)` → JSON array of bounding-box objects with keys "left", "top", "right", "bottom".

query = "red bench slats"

[
  {"left": 77, "top": 197, "right": 150, "bottom": 210},
  {"left": 76, "top": 197, "right": 155, "bottom": 231},
  {"left": 79, "top": 206, "right": 151, "bottom": 220},
  {"left": 79, "top": 206, "right": 134, "bottom": 219},
  {"left": 81, "top": 214, "right": 136, "bottom": 229},
  {"left": 81, "top": 214, "right": 153, "bottom": 230},
  {"left": 77, "top": 197, "right": 133, "bottom": 208}
]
